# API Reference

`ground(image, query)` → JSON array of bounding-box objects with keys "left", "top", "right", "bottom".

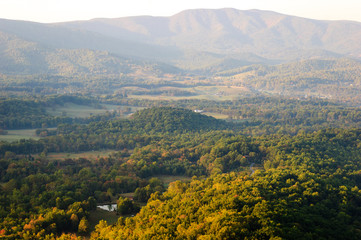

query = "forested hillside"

[
  {"left": 0, "top": 30, "right": 179, "bottom": 78},
  {"left": 130, "top": 107, "right": 226, "bottom": 133},
  {"left": 92, "top": 129, "right": 361, "bottom": 239},
  {"left": 215, "top": 58, "right": 361, "bottom": 104},
  {"left": 1, "top": 7, "right": 361, "bottom": 240},
  {"left": 0, "top": 95, "right": 115, "bottom": 129},
  {"left": 3, "top": 106, "right": 361, "bottom": 238}
]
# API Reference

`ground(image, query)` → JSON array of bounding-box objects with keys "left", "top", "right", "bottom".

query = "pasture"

[
  {"left": 127, "top": 85, "right": 254, "bottom": 101},
  {"left": 46, "top": 103, "right": 121, "bottom": 118},
  {"left": 0, "top": 129, "right": 40, "bottom": 142},
  {"left": 44, "top": 150, "right": 115, "bottom": 161}
]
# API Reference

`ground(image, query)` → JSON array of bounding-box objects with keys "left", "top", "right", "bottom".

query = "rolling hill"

[
  {"left": 214, "top": 58, "right": 361, "bottom": 103},
  {"left": 0, "top": 28, "right": 180, "bottom": 76},
  {"left": 130, "top": 107, "right": 227, "bottom": 133},
  {"left": 0, "top": 18, "right": 180, "bottom": 60}
]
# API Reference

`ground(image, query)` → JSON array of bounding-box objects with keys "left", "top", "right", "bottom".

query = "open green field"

[
  {"left": 127, "top": 94, "right": 208, "bottom": 101},
  {"left": 44, "top": 150, "right": 116, "bottom": 161},
  {"left": 0, "top": 129, "right": 41, "bottom": 142},
  {"left": 89, "top": 209, "right": 119, "bottom": 232},
  {"left": 46, "top": 103, "right": 145, "bottom": 118},
  {"left": 128, "top": 85, "right": 253, "bottom": 101},
  {"left": 154, "top": 175, "right": 192, "bottom": 188},
  {"left": 203, "top": 112, "right": 229, "bottom": 119},
  {"left": 46, "top": 103, "right": 121, "bottom": 118},
  {"left": 128, "top": 94, "right": 239, "bottom": 101}
]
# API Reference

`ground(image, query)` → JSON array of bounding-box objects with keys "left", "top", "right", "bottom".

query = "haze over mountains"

[
  {"left": 61, "top": 8, "right": 361, "bottom": 60},
  {"left": 1, "top": 7, "right": 361, "bottom": 102},
  {"left": 0, "top": 8, "right": 361, "bottom": 73}
]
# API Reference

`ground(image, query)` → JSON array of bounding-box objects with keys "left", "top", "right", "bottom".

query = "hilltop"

[{"left": 130, "top": 107, "right": 226, "bottom": 133}]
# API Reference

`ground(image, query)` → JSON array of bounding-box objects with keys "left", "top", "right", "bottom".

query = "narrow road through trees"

[{"left": 250, "top": 163, "right": 255, "bottom": 176}]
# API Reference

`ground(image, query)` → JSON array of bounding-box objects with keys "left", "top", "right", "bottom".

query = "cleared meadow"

[
  {"left": 127, "top": 85, "right": 254, "bottom": 101},
  {"left": 0, "top": 129, "right": 40, "bottom": 142},
  {"left": 44, "top": 150, "right": 116, "bottom": 161},
  {"left": 46, "top": 103, "right": 121, "bottom": 118}
]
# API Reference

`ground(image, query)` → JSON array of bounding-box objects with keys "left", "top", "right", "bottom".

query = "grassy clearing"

[
  {"left": 46, "top": 103, "right": 121, "bottom": 118},
  {"left": 128, "top": 85, "right": 252, "bottom": 101},
  {"left": 154, "top": 175, "right": 192, "bottom": 188},
  {"left": 46, "top": 103, "right": 144, "bottom": 119},
  {"left": 89, "top": 209, "right": 119, "bottom": 232},
  {"left": 44, "top": 150, "right": 115, "bottom": 161},
  {"left": 128, "top": 94, "right": 205, "bottom": 101},
  {"left": 128, "top": 94, "right": 236, "bottom": 101},
  {"left": 192, "top": 85, "right": 252, "bottom": 100},
  {"left": 203, "top": 112, "right": 229, "bottom": 119},
  {"left": 125, "top": 106, "right": 146, "bottom": 114},
  {"left": 0, "top": 129, "right": 40, "bottom": 142},
  {"left": 120, "top": 192, "right": 135, "bottom": 198}
]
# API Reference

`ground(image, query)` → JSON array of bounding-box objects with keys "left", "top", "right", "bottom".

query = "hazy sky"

[{"left": 1, "top": 0, "right": 360, "bottom": 23}]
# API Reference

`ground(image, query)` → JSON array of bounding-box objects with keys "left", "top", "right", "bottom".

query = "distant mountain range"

[
  {"left": 0, "top": 7, "right": 361, "bottom": 94},
  {"left": 60, "top": 8, "right": 361, "bottom": 60},
  {"left": 0, "top": 8, "right": 360, "bottom": 74}
]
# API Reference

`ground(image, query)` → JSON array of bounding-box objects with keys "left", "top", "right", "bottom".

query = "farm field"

[
  {"left": 44, "top": 150, "right": 116, "bottom": 161},
  {"left": 46, "top": 103, "right": 121, "bottom": 118},
  {"left": 127, "top": 85, "right": 254, "bottom": 101},
  {"left": 0, "top": 129, "right": 41, "bottom": 142},
  {"left": 202, "top": 112, "right": 229, "bottom": 119},
  {"left": 46, "top": 103, "right": 145, "bottom": 118}
]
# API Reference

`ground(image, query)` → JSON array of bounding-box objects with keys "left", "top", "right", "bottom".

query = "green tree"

[{"left": 117, "top": 196, "right": 137, "bottom": 215}]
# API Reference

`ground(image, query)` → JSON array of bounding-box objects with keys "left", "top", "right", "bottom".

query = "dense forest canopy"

[
  {"left": 1, "top": 8, "right": 361, "bottom": 239},
  {"left": 1, "top": 100, "right": 361, "bottom": 239}
]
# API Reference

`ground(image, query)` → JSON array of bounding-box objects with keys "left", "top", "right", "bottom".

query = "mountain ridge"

[
  {"left": 58, "top": 8, "right": 361, "bottom": 60},
  {"left": 0, "top": 18, "right": 181, "bottom": 60},
  {"left": 0, "top": 8, "right": 361, "bottom": 76},
  {"left": 0, "top": 30, "right": 180, "bottom": 76}
]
